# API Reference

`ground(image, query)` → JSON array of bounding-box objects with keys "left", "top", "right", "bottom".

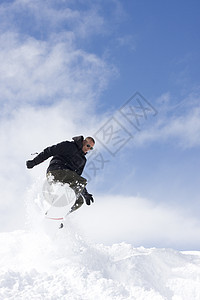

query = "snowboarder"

[{"left": 26, "top": 136, "right": 95, "bottom": 214}]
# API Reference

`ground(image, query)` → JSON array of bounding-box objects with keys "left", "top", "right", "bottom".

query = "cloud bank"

[
  {"left": 64, "top": 194, "right": 200, "bottom": 250},
  {"left": 132, "top": 91, "right": 200, "bottom": 149},
  {"left": 0, "top": 0, "right": 117, "bottom": 231}
]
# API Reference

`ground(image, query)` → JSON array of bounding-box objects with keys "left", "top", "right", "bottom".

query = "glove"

[
  {"left": 83, "top": 193, "right": 94, "bottom": 205},
  {"left": 26, "top": 160, "right": 36, "bottom": 169}
]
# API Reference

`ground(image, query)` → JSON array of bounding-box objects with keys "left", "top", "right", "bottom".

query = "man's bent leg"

[
  {"left": 47, "top": 169, "right": 87, "bottom": 213},
  {"left": 47, "top": 170, "right": 86, "bottom": 190},
  {"left": 69, "top": 195, "right": 84, "bottom": 213}
]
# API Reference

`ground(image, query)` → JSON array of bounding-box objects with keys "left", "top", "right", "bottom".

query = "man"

[{"left": 26, "top": 136, "right": 95, "bottom": 214}]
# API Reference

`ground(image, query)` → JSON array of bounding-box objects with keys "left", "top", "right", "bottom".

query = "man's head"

[{"left": 82, "top": 137, "right": 95, "bottom": 154}]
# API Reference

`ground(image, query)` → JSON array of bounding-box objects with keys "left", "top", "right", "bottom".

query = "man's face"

[{"left": 82, "top": 139, "right": 95, "bottom": 154}]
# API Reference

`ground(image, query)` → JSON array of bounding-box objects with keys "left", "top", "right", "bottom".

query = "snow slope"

[
  {"left": 0, "top": 225, "right": 200, "bottom": 300},
  {"left": 0, "top": 182, "right": 199, "bottom": 300}
]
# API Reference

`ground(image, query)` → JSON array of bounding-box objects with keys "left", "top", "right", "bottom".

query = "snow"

[
  {"left": 0, "top": 226, "right": 200, "bottom": 300},
  {"left": 0, "top": 183, "right": 200, "bottom": 300}
]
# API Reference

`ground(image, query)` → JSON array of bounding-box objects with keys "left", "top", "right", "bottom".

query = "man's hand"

[
  {"left": 26, "top": 160, "right": 36, "bottom": 169},
  {"left": 84, "top": 193, "right": 94, "bottom": 205}
]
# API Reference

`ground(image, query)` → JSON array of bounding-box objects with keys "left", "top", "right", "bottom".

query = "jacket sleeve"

[{"left": 32, "top": 141, "right": 72, "bottom": 166}]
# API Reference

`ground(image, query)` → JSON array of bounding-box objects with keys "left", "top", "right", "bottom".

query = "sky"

[{"left": 0, "top": 0, "right": 200, "bottom": 250}]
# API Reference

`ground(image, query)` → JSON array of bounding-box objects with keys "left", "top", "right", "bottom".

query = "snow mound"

[
  {"left": 1, "top": 181, "right": 198, "bottom": 299},
  {"left": 0, "top": 227, "right": 200, "bottom": 300}
]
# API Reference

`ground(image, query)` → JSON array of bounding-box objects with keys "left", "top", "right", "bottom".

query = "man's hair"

[{"left": 85, "top": 136, "right": 95, "bottom": 144}]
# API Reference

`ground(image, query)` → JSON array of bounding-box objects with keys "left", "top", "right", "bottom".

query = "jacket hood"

[{"left": 72, "top": 135, "right": 84, "bottom": 150}]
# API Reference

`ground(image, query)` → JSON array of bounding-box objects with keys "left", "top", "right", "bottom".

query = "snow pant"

[{"left": 46, "top": 169, "right": 87, "bottom": 213}]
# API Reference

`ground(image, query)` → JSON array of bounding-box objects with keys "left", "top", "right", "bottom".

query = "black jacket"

[{"left": 32, "top": 136, "right": 86, "bottom": 175}]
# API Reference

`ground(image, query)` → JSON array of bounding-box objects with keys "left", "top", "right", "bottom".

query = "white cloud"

[
  {"left": 116, "top": 35, "right": 136, "bottom": 51},
  {"left": 0, "top": 0, "right": 119, "bottom": 112},
  {"left": 0, "top": 31, "right": 116, "bottom": 110},
  {"left": 0, "top": 0, "right": 118, "bottom": 232},
  {"left": 162, "top": 108, "right": 200, "bottom": 148},
  {"left": 133, "top": 92, "right": 200, "bottom": 149},
  {"left": 0, "top": 0, "right": 108, "bottom": 40},
  {"left": 74, "top": 194, "right": 200, "bottom": 250}
]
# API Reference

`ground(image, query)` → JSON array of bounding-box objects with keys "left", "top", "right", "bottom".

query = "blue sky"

[{"left": 0, "top": 0, "right": 200, "bottom": 250}]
